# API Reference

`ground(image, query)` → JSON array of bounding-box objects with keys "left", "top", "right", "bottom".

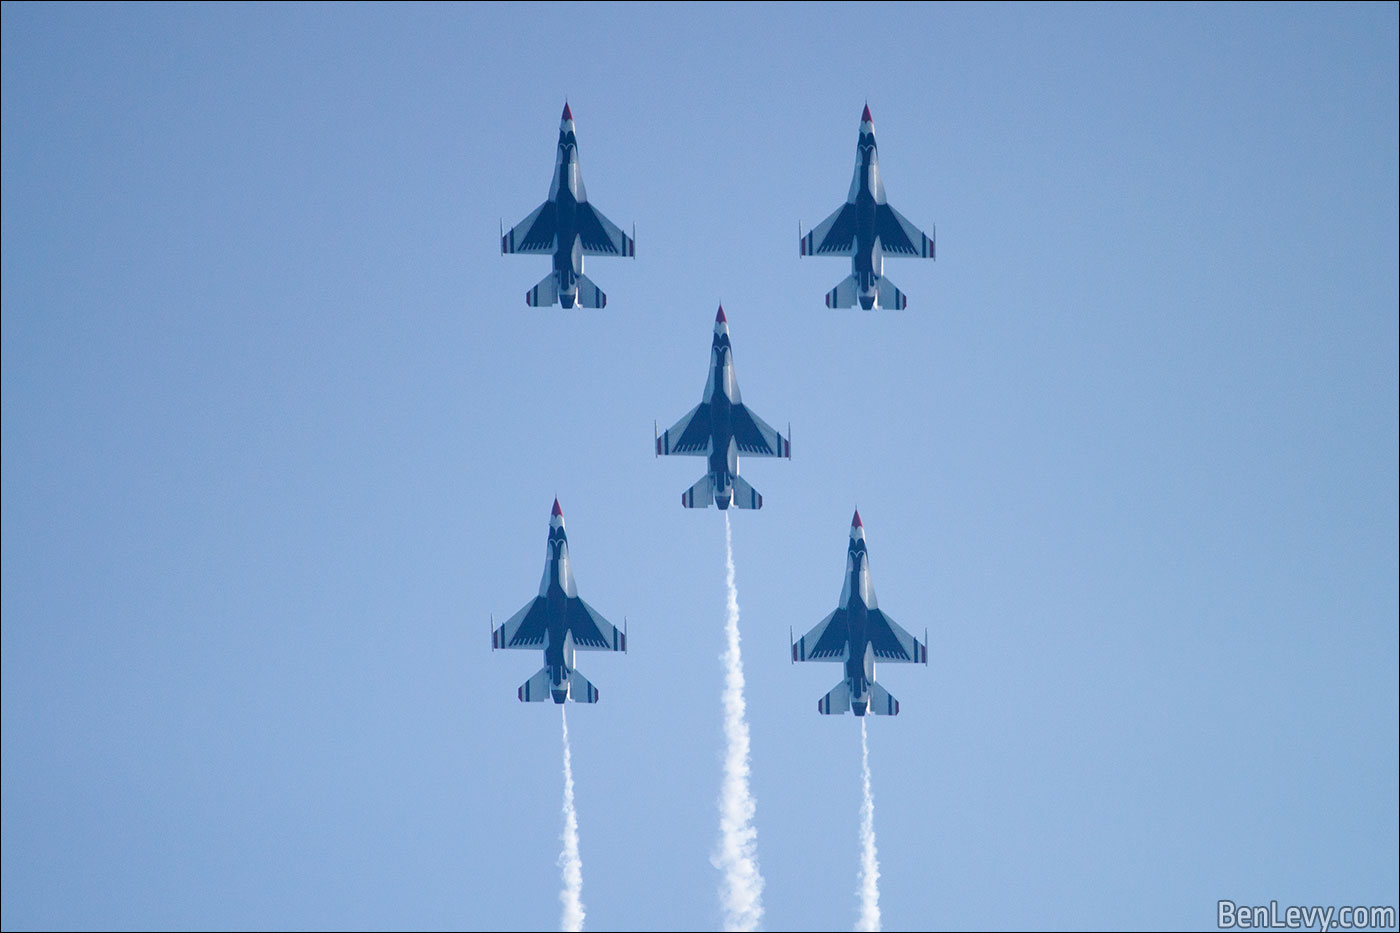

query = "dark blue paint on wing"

[
  {"left": 731, "top": 406, "right": 776, "bottom": 455},
  {"left": 867, "top": 609, "right": 911, "bottom": 660},
  {"left": 810, "top": 608, "right": 850, "bottom": 659},
  {"left": 816, "top": 204, "right": 858, "bottom": 254},
  {"left": 565, "top": 599, "right": 610, "bottom": 648},
  {"left": 575, "top": 205, "right": 619, "bottom": 254},
  {"left": 518, "top": 202, "right": 558, "bottom": 252},
  {"left": 509, "top": 598, "right": 550, "bottom": 647},
  {"left": 874, "top": 205, "right": 919, "bottom": 255},
  {"left": 670, "top": 403, "right": 712, "bottom": 453}
]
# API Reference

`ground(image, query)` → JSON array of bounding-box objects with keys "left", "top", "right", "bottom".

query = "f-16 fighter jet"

[
  {"left": 799, "top": 105, "right": 935, "bottom": 310},
  {"left": 492, "top": 500, "right": 626, "bottom": 703},
  {"left": 655, "top": 307, "right": 790, "bottom": 510},
  {"left": 501, "top": 102, "right": 635, "bottom": 308},
  {"left": 792, "top": 511, "right": 927, "bottom": 716}
]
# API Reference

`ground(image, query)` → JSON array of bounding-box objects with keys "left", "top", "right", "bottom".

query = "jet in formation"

[
  {"left": 502, "top": 103, "right": 635, "bottom": 308},
  {"left": 792, "top": 511, "right": 927, "bottom": 715},
  {"left": 799, "top": 105, "right": 935, "bottom": 310},
  {"left": 492, "top": 500, "right": 627, "bottom": 703},
  {"left": 656, "top": 307, "right": 790, "bottom": 510}
]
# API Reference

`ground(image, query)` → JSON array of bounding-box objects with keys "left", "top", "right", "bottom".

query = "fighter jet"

[
  {"left": 799, "top": 105, "right": 935, "bottom": 310},
  {"left": 655, "top": 307, "right": 790, "bottom": 510},
  {"left": 491, "top": 499, "right": 626, "bottom": 703},
  {"left": 501, "top": 102, "right": 635, "bottom": 308},
  {"left": 791, "top": 511, "right": 927, "bottom": 715}
]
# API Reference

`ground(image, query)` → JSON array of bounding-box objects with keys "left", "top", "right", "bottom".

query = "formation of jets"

[{"left": 494, "top": 103, "right": 936, "bottom": 714}]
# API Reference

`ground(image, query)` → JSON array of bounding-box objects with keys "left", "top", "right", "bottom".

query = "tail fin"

[
  {"left": 825, "top": 274, "right": 858, "bottom": 308},
  {"left": 568, "top": 669, "right": 600, "bottom": 704},
  {"left": 526, "top": 273, "right": 559, "bottom": 307},
  {"left": 875, "top": 275, "right": 907, "bottom": 310},
  {"left": 682, "top": 473, "right": 714, "bottom": 508},
  {"left": 518, "top": 667, "right": 553, "bottom": 702},
  {"left": 574, "top": 273, "right": 606, "bottom": 309},
  {"left": 866, "top": 681, "right": 900, "bottom": 716},
  {"left": 729, "top": 473, "right": 763, "bottom": 510},
  {"left": 818, "top": 679, "right": 852, "bottom": 715}
]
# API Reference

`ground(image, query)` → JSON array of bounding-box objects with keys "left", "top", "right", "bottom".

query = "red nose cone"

[
  {"left": 861, "top": 103, "right": 872, "bottom": 123},
  {"left": 852, "top": 509, "right": 863, "bottom": 528},
  {"left": 716, "top": 305, "right": 727, "bottom": 323},
  {"left": 552, "top": 498, "right": 563, "bottom": 517},
  {"left": 562, "top": 102, "right": 573, "bottom": 121}
]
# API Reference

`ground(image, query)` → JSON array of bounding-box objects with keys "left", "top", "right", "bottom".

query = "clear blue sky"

[{"left": 3, "top": 4, "right": 1396, "bottom": 930}]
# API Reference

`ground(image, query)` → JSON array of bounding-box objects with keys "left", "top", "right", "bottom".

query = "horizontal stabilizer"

[
  {"left": 818, "top": 680, "right": 851, "bottom": 715},
  {"left": 866, "top": 681, "right": 900, "bottom": 716},
  {"left": 574, "top": 273, "right": 606, "bottom": 309},
  {"left": 518, "top": 667, "right": 553, "bottom": 702},
  {"left": 876, "top": 275, "right": 907, "bottom": 310},
  {"left": 729, "top": 473, "right": 762, "bottom": 510},
  {"left": 568, "top": 669, "right": 600, "bottom": 704},
  {"left": 682, "top": 473, "right": 714, "bottom": 508},
  {"left": 526, "top": 272, "right": 559, "bottom": 308},
  {"left": 825, "top": 275, "right": 858, "bottom": 308}
]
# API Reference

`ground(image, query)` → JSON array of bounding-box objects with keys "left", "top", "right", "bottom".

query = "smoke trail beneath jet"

[
  {"left": 559, "top": 708, "right": 585, "bottom": 932},
  {"left": 714, "top": 512, "right": 765, "bottom": 931},
  {"left": 857, "top": 718, "right": 881, "bottom": 932}
]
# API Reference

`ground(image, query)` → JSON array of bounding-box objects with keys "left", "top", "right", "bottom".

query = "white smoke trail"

[
  {"left": 559, "top": 707, "right": 585, "bottom": 932},
  {"left": 713, "top": 512, "right": 765, "bottom": 931},
  {"left": 857, "top": 718, "right": 881, "bottom": 932}
]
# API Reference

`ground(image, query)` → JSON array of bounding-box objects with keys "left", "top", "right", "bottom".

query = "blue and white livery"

[
  {"left": 800, "top": 105, "right": 935, "bottom": 310},
  {"left": 492, "top": 500, "right": 626, "bottom": 703},
  {"left": 792, "top": 511, "right": 927, "bottom": 716},
  {"left": 502, "top": 103, "right": 635, "bottom": 308},
  {"left": 656, "top": 307, "right": 790, "bottom": 510}
]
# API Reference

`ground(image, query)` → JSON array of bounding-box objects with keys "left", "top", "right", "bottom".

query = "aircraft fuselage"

[
  {"left": 851, "top": 135, "right": 882, "bottom": 309},
  {"left": 843, "top": 552, "right": 878, "bottom": 716},
  {"left": 706, "top": 344, "right": 740, "bottom": 508},
  {"left": 540, "top": 526, "right": 576, "bottom": 702},
  {"left": 551, "top": 135, "right": 585, "bottom": 307}
]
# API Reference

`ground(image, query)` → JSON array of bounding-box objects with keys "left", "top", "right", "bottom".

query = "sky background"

[{"left": 3, "top": 4, "right": 1397, "bottom": 931}]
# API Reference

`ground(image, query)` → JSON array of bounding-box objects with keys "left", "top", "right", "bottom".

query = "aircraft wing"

[
  {"left": 577, "top": 204, "right": 636, "bottom": 257},
  {"left": 801, "top": 203, "right": 857, "bottom": 257},
  {"left": 502, "top": 201, "right": 557, "bottom": 254},
  {"left": 567, "top": 598, "right": 627, "bottom": 652},
  {"left": 793, "top": 608, "right": 848, "bottom": 661},
  {"left": 493, "top": 596, "right": 549, "bottom": 649},
  {"left": 867, "top": 609, "right": 927, "bottom": 663},
  {"left": 731, "top": 404, "right": 790, "bottom": 458},
  {"left": 874, "top": 203, "right": 935, "bottom": 258},
  {"left": 657, "top": 403, "right": 711, "bottom": 456}
]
